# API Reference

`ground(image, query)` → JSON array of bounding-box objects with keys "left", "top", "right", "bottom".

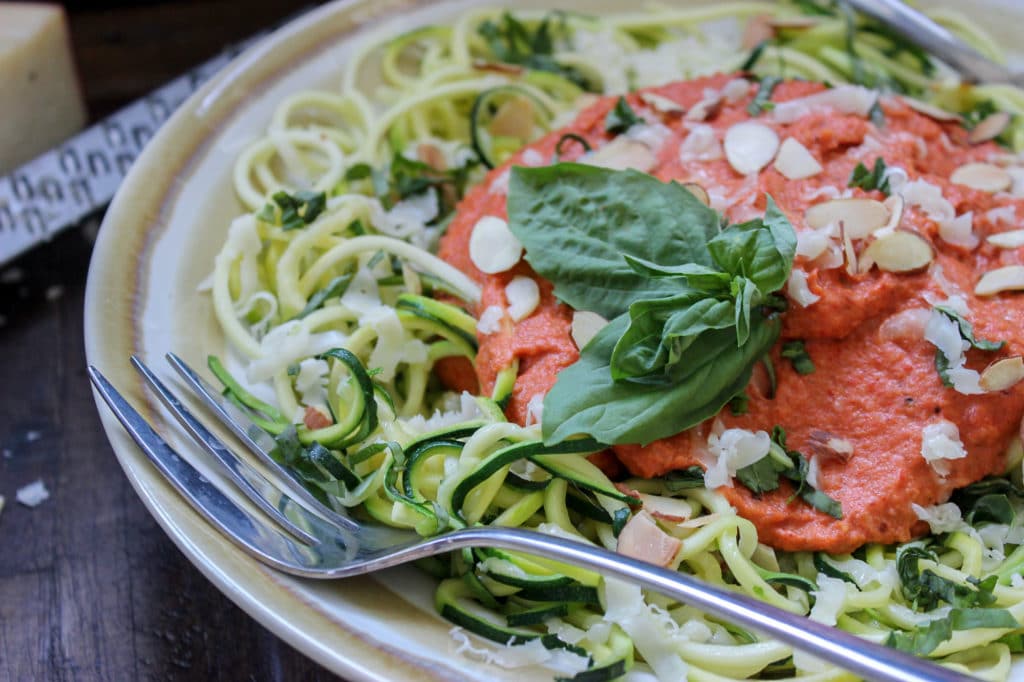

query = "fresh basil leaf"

[
  {"left": 543, "top": 314, "right": 780, "bottom": 445},
  {"left": 273, "top": 189, "right": 328, "bottom": 230},
  {"left": 477, "top": 12, "right": 595, "bottom": 91},
  {"left": 660, "top": 466, "right": 706, "bottom": 492},
  {"left": 934, "top": 305, "right": 1005, "bottom": 352},
  {"left": 887, "top": 607, "right": 1018, "bottom": 655},
  {"left": 967, "top": 493, "right": 1015, "bottom": 525},
  {"left": 814, "top": 554, "right": 859, "bottom": 586},
  {"left": 623, "top": 256, "right": 731, "bottom": 291},
  {"left": 755, "top": 565, "right": 817, "bottom": 593},
  {"left": 963, "top": 100, "right": 998, "bottom": 130},
  {"left": 747, "top": 76, "right": 781, "bottom": 116},
  {"left": 605, "top": 96, "right": 643, "bottom": 134},
  {"left": 736, "top": 454, "right": 786, "bottom": 494},
  {"left": 848, "top": 157, "right": 891, "bottom": 195},
  {"left": 728, "top": 392, "right": 749, "bottom": 415},
  {"left": 255, "top": 203, "right": 276, "bottom": 224},
  {"left": 740, "top": 40, "right": 768, "bottom": 72},
  {"left": 707, "top": 197, "right": 796, "bottom": 295},
  {"left": 611, "top": 291, "right": 736, "bottom": 380},
  {"left": 507, "top": 164, "right": 720, "bottom": 319},
  {"left": 294, "top": 273, "right": 353, "bottom": 320},
  {"left": 781, "top": 340, "right": 815, "bottom": 374},
  {"left": 800, "top": 487, "right": 843, "bottom": 519}
]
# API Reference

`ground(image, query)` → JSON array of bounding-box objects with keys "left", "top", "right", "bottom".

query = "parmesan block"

[{"left": 0, "top": 4, "right": 87, "bottom": 173}]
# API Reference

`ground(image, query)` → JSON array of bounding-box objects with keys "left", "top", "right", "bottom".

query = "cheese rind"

[{"left": 0, "top": 3, "right": 87, "bottom": 173}]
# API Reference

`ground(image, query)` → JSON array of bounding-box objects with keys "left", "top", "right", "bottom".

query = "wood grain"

[{"left": 0, "top": 2, "right": 338, "bottom": 680}]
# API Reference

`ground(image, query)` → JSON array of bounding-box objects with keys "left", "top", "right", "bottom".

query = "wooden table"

[{"left": 0, "top": 2, "right": 338, "bottom": 679}]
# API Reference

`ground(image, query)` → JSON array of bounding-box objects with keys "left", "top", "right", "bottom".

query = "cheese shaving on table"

[{"left": 16, "top": 479, "right": 49, "bottom": 507}]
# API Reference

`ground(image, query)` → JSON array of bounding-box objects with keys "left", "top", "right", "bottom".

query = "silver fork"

[{"left": 89, "top": 354, "right": 978, "bottom": 682}]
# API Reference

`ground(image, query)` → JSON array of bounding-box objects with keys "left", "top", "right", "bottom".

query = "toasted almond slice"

[
  {"left": 489, "top": 96, "right": 535, "bottom": 141},
  {"left": 686, "top": 93, "right": 723, "bottom": 122},
  {"left": 587, "top": 137, "right": 657, "bottom": 172},
  {"left": 881, "top": 194, "right": 905, "bottom": 233},
  {"left": 980, "top": 356, "right": 1024, "bottom": 392},
  {"left": 988, "top": 229, "right": 1024, "bottom": 248},
  {"left": 571, "top": 310, "right": 609, "bottom": 349},
  {"left": 639, "top": 92, "right": 685, "bottom": 114},
  {"left": 505, "top": 276, "right": 540, "bottom": 322},
  {"left": 724, "top": 121, "right": 779, "bottom": 175},
  {"left": 774, "top": 137, "right": 822, "bottom": 180},
  {"left": 742, "top": 14, "right": 775, "bottom": 49},
  {"left": 950, "top": 162, "right": 1012, "bottom": 193},
  {"left": 472, "top": 59, "right": 524, "bottom": 75},
  {"left": 976, "top": 265, "right": 1024, "bottom": 296},
  {"left": 969, "top": 111, "right": 1012, "bottom": 145},
  {"left": 469, "top": 216, "right": 523, "bottom": 274},
  {"left": 861, "top": 229, "right": 934, "bottom": 273},
  {"left": 899, "top": 96, "right": 961, "bottom": 122},
  {"left": 840, "top": 221, "right": 858, "bottom": 276},
  {"left": 682, "top": 182, "right": 710, "bottom": 206},
  {"left": 805, "top": 198, "right": 889, "bottom": 239},
  {"left": 636, "top": 493, "right": 693, "bottom": 523}
]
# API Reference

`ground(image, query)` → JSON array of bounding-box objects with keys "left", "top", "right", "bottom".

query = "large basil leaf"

[
  {"left": 610, "top": 291, "right": 736, "bottom": 381},
  {"left": 707, "top": 197, "right": 795, "bottom": 295},
  {"left": 543, "top": 313, "right": 781, "bottom": 446},
  {"left": 507, "top": 164, "right": 720, "bottom": 319}
]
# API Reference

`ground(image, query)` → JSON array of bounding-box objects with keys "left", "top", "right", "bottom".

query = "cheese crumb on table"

[
  {"left": 0, "top": 3, "right": 87, "bottom": 173},
  {"left": 16, "top": 479, "right": 49, "bottom": 507}
]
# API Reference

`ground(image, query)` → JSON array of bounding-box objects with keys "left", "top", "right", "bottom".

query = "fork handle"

[
  {"left": 430, "top": 527, "right": 975, "bottom": 682},
  {"left": 843, "top": 0, "right": 1012, "bottom": 85}
]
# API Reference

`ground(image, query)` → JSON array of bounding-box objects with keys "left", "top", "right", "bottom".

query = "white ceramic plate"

[{"left": 84, "top": 1, "right": 1024, "bottom": 680}]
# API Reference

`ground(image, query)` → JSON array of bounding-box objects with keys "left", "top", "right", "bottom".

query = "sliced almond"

[
  {"left": 587, "top": 137, "right": 657, "bottom": 172},
  {"left": 950, "top": 163, "right": 1012, "bottom": 193},
  {"left": 899, "top": 96, "right": 961, "bottom": 122},
  {"left": 489, "top": 96, "right": 535, "bottom": 141},
  {"left": 969, "top": 111, "right": 1012, "bottom": 145},
  {"left": 742, "top": 14, "right": 775, "bottom": 50},
  {"left": 469, "top": 216, "right": 523, "bottom": 274},
  {"left": 636, "top": 493, "right": 693, "bottom": 523},
  {"left": 571, "top": 310, "right": 609, "bottom": 349},
  {"left": 988, "top": 229, "right": 1024, "bottom": 248},
  {"left": 639, "top": 92, "right": 685, "bottom": 115},
  {"left": 724, "top": 121, "right": 779, "bottom": 175},
  {"left": 807, "top": 430, "right": 854, "bottom": 460},
  {"left": 682, "top": 182, "right": 710, "bottom": 206},
  {"left": 505, "top": 276, "right": 540, "bottom": 322},
  {"left": 980, "top": 356, "right": 1024, "bottom": 392},
  {"left": 840, "top": 221, "right": 858, "bottom": 276},
  {"left": 861, "top": 229, "right": 934, "bottom": 273},
  {"left": 686, "top": 92, "right": 723, "bottom": 122},
  {"left": 774, "top": 137, "right": 822, "bottom": 180},
  {"left": 976, "top": 265, "right": 1024, "bottom": 296},
  {"left": 805, "top": 198, "right": 889, "bottom": 239},
  {"left": 472, "top": 60, "right": 524, "bottom": 75}
]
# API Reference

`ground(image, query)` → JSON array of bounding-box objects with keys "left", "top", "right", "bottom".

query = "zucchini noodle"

[{"left": 204, "top": 3, "right": 1024, "bottom": 680}]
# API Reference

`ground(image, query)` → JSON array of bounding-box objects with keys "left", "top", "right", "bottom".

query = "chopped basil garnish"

[
  {"left": 868, "top": 100, "right": 886, "bottom": 128},
  {"left": 963, "top": 100, "right": 999, "bottom": 130},
  {"left": 740, "top": 40, "right": 769, "bottom": 72},
  {"left": 605, "top": 96, "right": 643, "bottom": 134},
  {"left": 932, "top": 305, "right": 1004, "bottom": 387},
  {"left": 781, "top": 340, "right": 815, "bottom": 375},
  {"left": 847, "top": 157, "right": 891, "bottom": 195},
  {"left": 887, "top": 607, "right": 1018, "bottom": 655},
  {"left": 660, "top": 466, "right": 706, "bottom": 492},
  {"left": 272, "top": 189, "right": 327, "bottom": 231},
  {"left": 507, "top": 163, "right": 796, "bottom": 446},
  {"left": 554, "top": 133, "right": 592, "bottom": 160},
  {"left": 735, "top": 426, "right": 843, "bottom": 518},
  {"left": 747, "top": 76, "right": 781, "bottom": 116},
  {"left": 294, "top": 273, "right": 354, "bottom": 320},
  {"left": 477, "top": 12, "right": 595, "bottom": 91}
]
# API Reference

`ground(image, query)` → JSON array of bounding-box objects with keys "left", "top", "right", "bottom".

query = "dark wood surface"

[{"left": 0, "top": 2, "right": 340, "bottom": 680}]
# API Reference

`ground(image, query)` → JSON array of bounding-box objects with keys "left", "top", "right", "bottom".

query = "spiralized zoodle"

[{"left": 208, "top": 2, "right": 1024, "bottom": 680}]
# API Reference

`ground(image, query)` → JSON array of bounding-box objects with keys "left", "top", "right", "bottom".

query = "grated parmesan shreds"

[{"left": 16, "top": 479, "right": 49, "bottom": 507}]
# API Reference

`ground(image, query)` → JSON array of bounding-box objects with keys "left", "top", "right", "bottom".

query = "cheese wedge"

[{"left": 0, "top": 3, "right": 87, "bottom": 173}]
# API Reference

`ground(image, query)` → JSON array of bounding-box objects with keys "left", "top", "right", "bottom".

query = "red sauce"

[{"left": 438, "top": 75, "right": 1024, "bottom": 553}]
